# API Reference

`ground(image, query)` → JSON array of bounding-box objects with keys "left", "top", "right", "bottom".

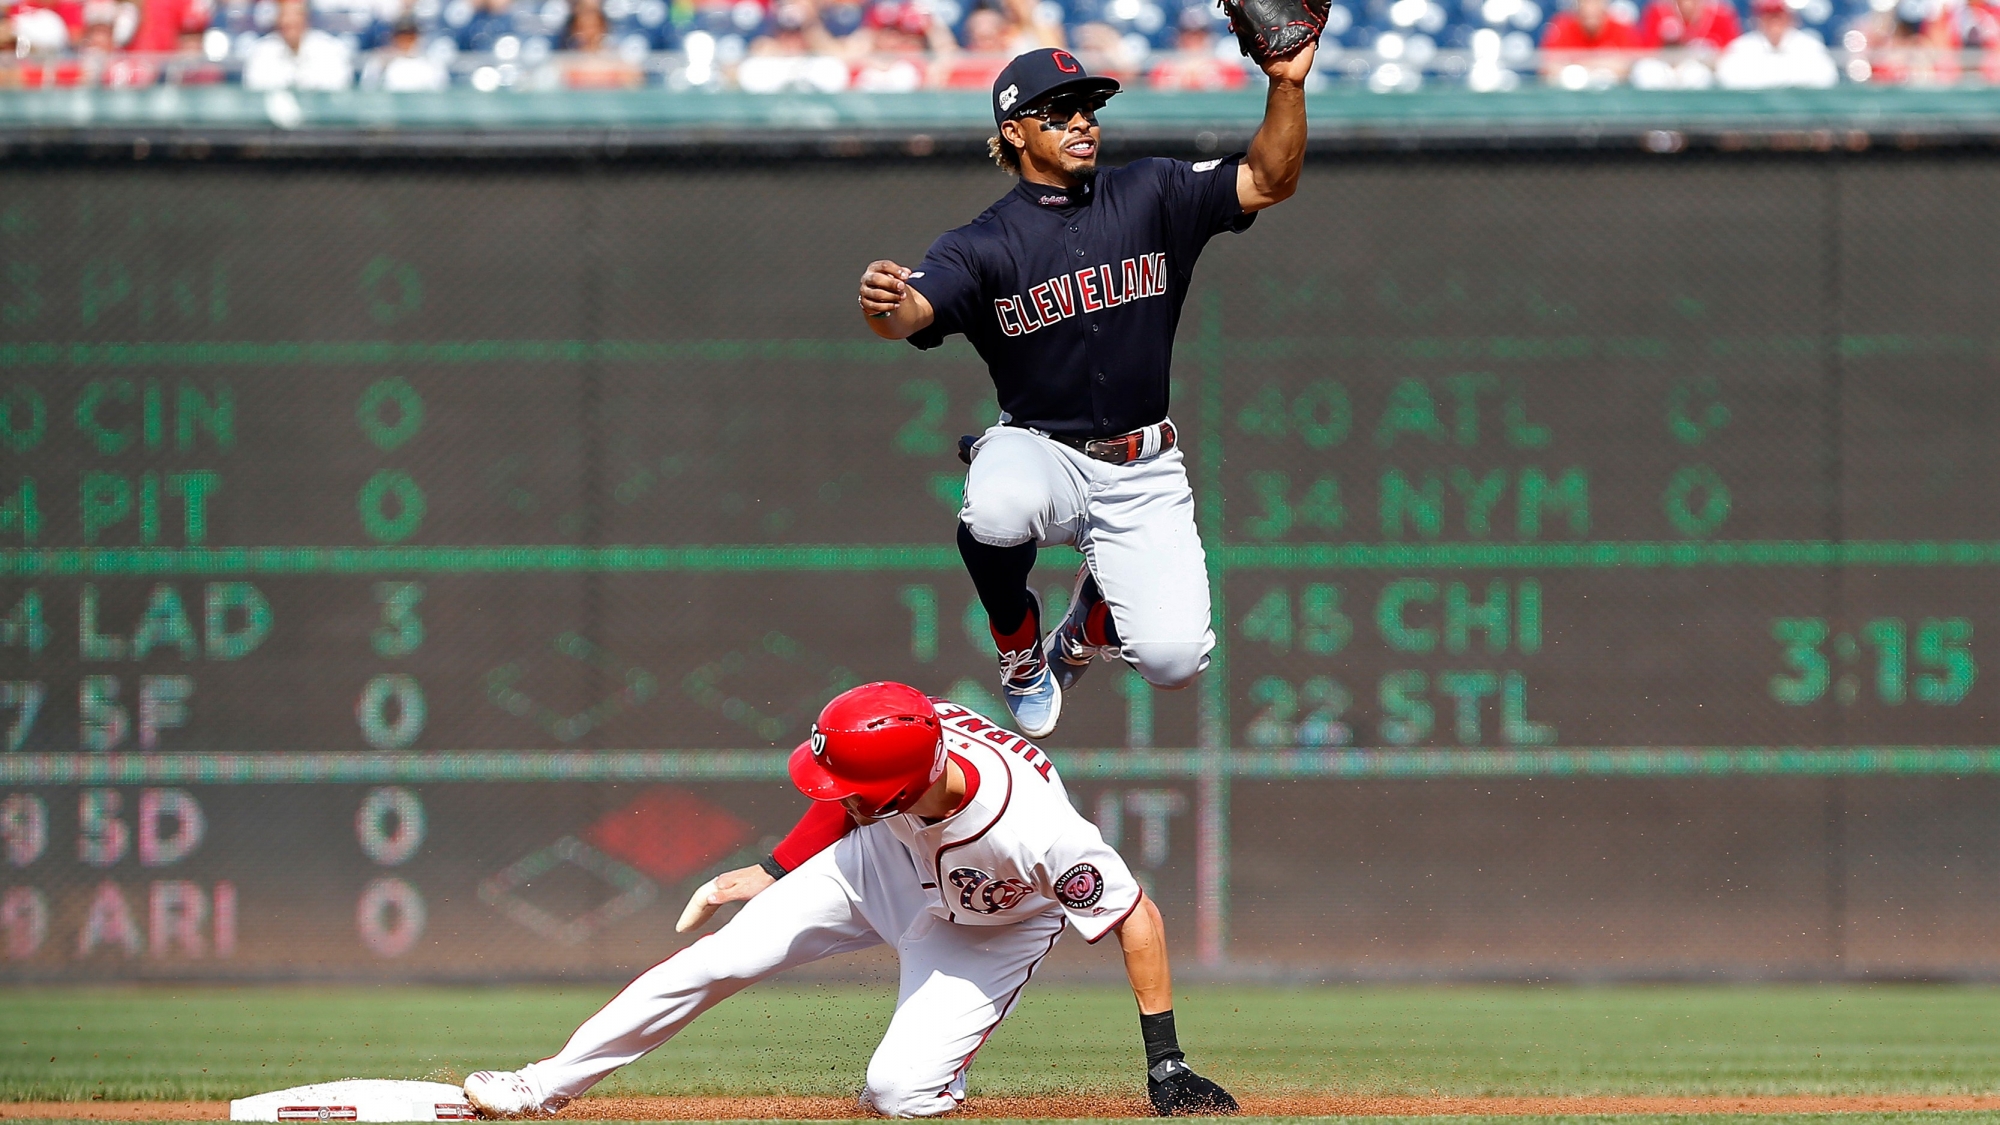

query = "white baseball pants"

[
  {"left": 959, "top": 424, "right": 1215, "bottom": 689},
  {"left": 518, "top": 822, "right": 1066, "bottom": 1117}
]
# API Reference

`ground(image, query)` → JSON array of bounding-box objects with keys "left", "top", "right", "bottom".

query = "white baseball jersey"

[
  {"left": 896, "top": 700, "right": 1141, "bottom": 940},
  {"left": 514, "top": 700, "right": 1153, "bottom": 1119}
]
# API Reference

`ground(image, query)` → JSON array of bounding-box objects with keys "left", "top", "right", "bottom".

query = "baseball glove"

[
  {"left": 1217, "top": 0, "right": 1329, "bottom": 65},
  {"left": 1147, "top": 1059, "right": 1239, "bottom": 1116}
]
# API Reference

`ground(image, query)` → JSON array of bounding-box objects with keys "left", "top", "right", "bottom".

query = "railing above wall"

[{"left": 4, "top": 83, "right": 2000, "bottom": 154}]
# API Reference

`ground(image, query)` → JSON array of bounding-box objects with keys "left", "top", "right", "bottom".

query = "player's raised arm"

[
  {"left": 1236, "top": 41, "right": 1314, "bottom": 213},
  {"left": 858, "top": 258, "right": 936, "bottom": 340},
  {"left": 1114, "top": 896, "right": 1240, "bottom": 1115}
]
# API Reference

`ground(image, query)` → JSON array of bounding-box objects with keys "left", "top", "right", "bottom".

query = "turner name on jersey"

[
  {"left": 932, "top": 700, "right": 1057, "bottom": 778},
  {"left": 882, "top": 700, "right": 1143, "bottom": 941}
]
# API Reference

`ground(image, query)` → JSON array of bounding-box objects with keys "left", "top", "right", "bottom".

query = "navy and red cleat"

[{"left": 1045, "top": 565, "right": 1121, "bottom": 692}]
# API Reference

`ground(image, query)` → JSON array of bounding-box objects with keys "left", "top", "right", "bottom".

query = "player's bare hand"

[
  {"left": 859, "top": 260, "right": 912, "bottom": 318},
  {"left": 1261, "top": 40, "right": 1316, "bottom": 83},
  {"left": 674, "top": 864, "right": 777, "bottom": 933}
]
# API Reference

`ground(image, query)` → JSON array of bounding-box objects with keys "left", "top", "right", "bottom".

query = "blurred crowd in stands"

[{"left": 0, "top": 0, "right": 1994, "bottom": 89}]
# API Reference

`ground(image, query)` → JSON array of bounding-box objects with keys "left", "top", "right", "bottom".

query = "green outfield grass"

[{"left": 3, "top": 984, "right": 1998, "bottom": 1104}]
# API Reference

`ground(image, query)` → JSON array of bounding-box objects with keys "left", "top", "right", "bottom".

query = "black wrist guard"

[
  {"left": 757, "top": 854, "right": 788, "bottom": 880},
  {"left": 1140, "top": 1009, "right": 1185, "bottom": 1069}
]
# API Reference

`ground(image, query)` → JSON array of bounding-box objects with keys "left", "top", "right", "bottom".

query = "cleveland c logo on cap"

[{"left": 1053, "top": 50, "right": 1080, "bottom": 72}]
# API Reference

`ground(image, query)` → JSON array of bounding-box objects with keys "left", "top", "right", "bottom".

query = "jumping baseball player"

[
  {"left": 462, "top": 681, "right": 1235, "bottom": 1118},
  {"left": 857, "top": 40, "right": 1316, "bottom": 738}
]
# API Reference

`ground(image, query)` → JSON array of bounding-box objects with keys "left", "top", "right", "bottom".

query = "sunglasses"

[{"left": 1015, "top": 93, "right": 1110, "bottom": 126}]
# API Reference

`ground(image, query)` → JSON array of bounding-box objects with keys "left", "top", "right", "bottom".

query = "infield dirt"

[{"left": 10, "top": 1095, "right": 2000, "bottom": 1120}]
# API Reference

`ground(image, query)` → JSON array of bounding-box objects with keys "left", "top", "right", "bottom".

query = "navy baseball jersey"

[{"left": 905, "top": 155, "right": 1255, "bottom": 439}]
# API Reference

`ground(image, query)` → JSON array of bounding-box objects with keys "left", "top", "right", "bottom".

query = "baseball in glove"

[
  {"left": 1147, "top": 1059, "right": 1240, "bottom": 1116},
  {"left": 1217, "top": 0, "right": 1330, "bottom": 64}
]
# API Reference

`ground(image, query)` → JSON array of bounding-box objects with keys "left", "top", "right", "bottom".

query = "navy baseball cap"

[{"left": 992, "top": 48, "right": 1121, "bottom": 129}]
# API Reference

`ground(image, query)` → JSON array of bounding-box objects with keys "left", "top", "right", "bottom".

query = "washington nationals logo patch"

[
  {"left": 948, "top": 867, "right": 1035, "bottom": 914},
  {"left": 1055, "top": 863, "right": 1104, "bottom": 910}
]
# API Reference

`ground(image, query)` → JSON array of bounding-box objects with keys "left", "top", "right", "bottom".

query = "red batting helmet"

[{"left": 788, "top": 682, "right": 946, "bottom": 817}]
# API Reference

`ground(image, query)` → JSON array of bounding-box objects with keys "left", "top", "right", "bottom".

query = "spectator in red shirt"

[
  {"left": 68, "top": 0, "right": 167, "bottom": 85},
  {"left": 845, "top": 0, "right": 957, "bottom": 54},
  {"left": 1638, "top": 0, "right": 1739, "bottom": 51},
  {"left": 1961, "top": 0, "right": 2000, "bottom": 45},
  {"left": 1543, "top": 0, "right": 1641, "bottom": 47},
  {"left": 841, "top": 0, "right": 957, "bottom": 89},
  {"left": 1962, "top": 0, "right": 2000, "bottom": 79},
  {"left": 126, "top": 0, "right": 206, "bottom": 51},
  {"left": 1541, "top": 0, "right": 1641, "bottom": 79},
  {"left": 1878, "top": 0, "right": 1961, "bottom": 82}
]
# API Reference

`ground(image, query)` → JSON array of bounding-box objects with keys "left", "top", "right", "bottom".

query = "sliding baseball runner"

[
  {"left": 857, "top": 40, "right": 1316, "bottom": 739},
  {"left": 463, "top": 681, "right": 1236, "bottom": 1118}
]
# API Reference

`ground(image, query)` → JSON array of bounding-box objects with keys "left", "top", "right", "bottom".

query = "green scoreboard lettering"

[{"left": 3, "top": 157, "right": 1999, "bottom": 978}]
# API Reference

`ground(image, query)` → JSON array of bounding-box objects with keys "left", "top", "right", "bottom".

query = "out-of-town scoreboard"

[{"left": 2, "top": 158, "right": 1997, "bottom": 979}]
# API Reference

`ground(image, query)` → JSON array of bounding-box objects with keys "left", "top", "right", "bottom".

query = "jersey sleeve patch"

[
  {"left": 1159, "top": 152, "right": 1256, "bottom": 250},
  {"left": 1055, "top": 862, "right": 1105, "bottom": 909}
]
